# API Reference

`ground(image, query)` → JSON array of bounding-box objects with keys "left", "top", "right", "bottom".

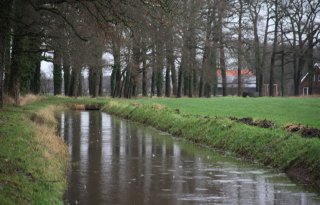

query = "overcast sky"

[{"left": 40, "top": 52, "right": 114, "bottom": 78}]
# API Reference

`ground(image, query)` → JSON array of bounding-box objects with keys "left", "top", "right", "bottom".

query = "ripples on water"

[{"left": 59, "top": 111, "right": 320, "bottom": 205}]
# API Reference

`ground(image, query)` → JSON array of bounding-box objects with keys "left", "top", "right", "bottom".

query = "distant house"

[
  {"left": 300, "top": 63, "right": 320, "bottom": 96},
  {"left": 216, "top": 69, "right": 256, "bottom": 95}
]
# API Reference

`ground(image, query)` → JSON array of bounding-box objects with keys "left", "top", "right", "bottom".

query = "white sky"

[{"left": 40, "top": 52, "right": 114, "bottom": 78}]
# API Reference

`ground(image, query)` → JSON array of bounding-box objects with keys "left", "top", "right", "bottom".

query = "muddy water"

[{"left": 59, "top": 111, "right": 320, "bottom": 205}]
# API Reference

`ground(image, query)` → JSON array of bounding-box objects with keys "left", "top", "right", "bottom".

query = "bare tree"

[
  {"left": 269, "top": 0, "right": 280, "bottom": 97},
  {"left": 282, "top": 0, "right": 320, "bottom": 96}
]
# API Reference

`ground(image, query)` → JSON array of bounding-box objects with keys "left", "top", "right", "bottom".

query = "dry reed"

[
  {"left": 19, "top": 94, "right": 44, "bottom": 106},
  {"left": 30, "top": 106, "right": 67, "bottom": 183}
]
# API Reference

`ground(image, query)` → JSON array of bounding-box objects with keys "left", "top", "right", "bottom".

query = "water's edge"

[
  {"left": 102, "top": 101, "right": 320, "bottom": 191},
  {"left": 61, "top": 111, "right": 320, "bottom": 205}
]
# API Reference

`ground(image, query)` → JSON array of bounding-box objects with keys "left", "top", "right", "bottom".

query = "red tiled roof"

[{"left": 216, "top": 69, "right": 253, "bottom": 77}]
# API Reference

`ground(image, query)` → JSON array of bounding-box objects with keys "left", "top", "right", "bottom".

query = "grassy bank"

[
  {"left": 133, "top": 97, "right": 320, "bottom": 128},
  {"left": 0, "top": 100, "right": 67, "bottom": 204},
  {"left": 102, "top": 100, "right": 320, "bottom": 189}
]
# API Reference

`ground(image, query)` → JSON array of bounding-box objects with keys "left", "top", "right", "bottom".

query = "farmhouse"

[
  {"left": 300, "top": 63, "right": 320, "bottom": 96},
  {"left": 216, "top": 69, "right": 256, "bottom": 96}
]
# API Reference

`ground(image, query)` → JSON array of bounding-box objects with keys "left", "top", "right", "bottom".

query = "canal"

[{"left": 59, "top": 111, "right": 320, "bottom": 205}]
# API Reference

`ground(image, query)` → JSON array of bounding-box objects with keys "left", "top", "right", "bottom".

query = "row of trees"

[{"left": 0, "top": 0, "right": 320, "bottom": 106}]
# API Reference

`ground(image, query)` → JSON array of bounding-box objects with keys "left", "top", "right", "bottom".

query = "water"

[{"left": 59, "top": 111, "right": 320, "bottom": 205}]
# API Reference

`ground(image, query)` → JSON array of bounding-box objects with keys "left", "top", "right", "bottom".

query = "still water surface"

[{"left": 59, "top": 111, "right": 320, "bottom": 205}]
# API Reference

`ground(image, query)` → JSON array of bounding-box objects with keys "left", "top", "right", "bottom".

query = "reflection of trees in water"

[
  {"left": 87, "top": 111, "right": 102, "bottom": 204},
  {"left": 60, "top": 112, "right": 319, "bottom": 205}
]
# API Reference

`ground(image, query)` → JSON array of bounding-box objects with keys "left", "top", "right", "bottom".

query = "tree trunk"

[
  {"left": 280, "top": 43, "right": 285, "bottom": 97},
  {"left": 269, "top": 0, "right": 279, "bottom": 97},
  {"left": 260, "top": 9, "right": 270, "bottom": 96},
  {"left": 99, "top": 71, "right": 103, "bottom": 96},
  {"left": 151, "top": 69, "right": 155, "bottom": 97},
  {"left": 183, "top": 71, "right": 188, "bottom": 96},
  {"left": 280, "top": 23, "right": 285, "bottom": 97},
  {"left": 156, "top": 43, "right": 163, "bottom": 97},
  {"left": 91, "top": 68, "right": 101, "bottom": 98},
  {"left": 88, "top": 68, "right": 93, "bottom": 95},
  {"left": 200, "top": 4, "right": 213, "bottom": 98},
  {"left": 110, "top": 67, "right": 115, "bottom": 97},
  {"left": 211, "top": 46, "right": 218, "bottom": 97},
  {"left": 177, "top": 45, "right": 185, "bottom": 98},
  {"left": 151, "top": 45, "right": 156, "bottom": 97},
  {"left": 253, "top": 15, "right": 261, "bottom": 94},
  {"left": 165, "top": 42, "right": 174, "bottom": 97},
  {"left": 165, "top": 64, "right": 171, "bottom": 97},
  {"left": 63, "top": 63, "right": 71, "bottom": 96},
  {"left": 237, "top": 0, "right": 243, "bottom": 96},
  {"left": 94, "top": 70, "right": 100, "bottom": 97},
  {"left": 199, "top": 71, "right": 204, "bottom": 97},
  {"left": 218, "top": 4, "right": 227, "bottom": 97},
  {"left": 170, "top": 58, "right": 177, "bottom": 97},
  {"left": 0, "top": 0, "right": 13, "bottom": 106},
  {"left": 220, "top": 46, "right": 227, "bottom": 96},
  {"left": 111, "top": 31, "right": 121, "bottom": 98},
  {"left": 132, "top": 38, "right": 141, "bottom": 98},
  {"left": 70, "top": 67, "right": 80, "bottom": 97},
  {"left": 295, "top": 56, "right": 304, "bottom": 96},
  {"left": 124, "top": 68, "right": 132, "bottom": 98},
  {"left": 30, "top": 58, "right": 41, "bottom": 94},
  {"left": 0, "top": 31, "right": 5, "bottom": 107},
  {"left": 307, "top": 29, "right": 314, "bottom": 95},
  {"left": 53, "top": 50, "right": 62, "bottom": 95},
  {"left": 177, "top": 67, "right": 182, "bottom": 98},
  {"left": 8, "top": 0, "right": 30, "bottom": 103},
  {"left": 188, "top": 72, "right": 192, "bottom": 97},
  {"left": 156, "top": 68, "right": 163, "bottom": 97},
  {"left": 77, "top": 73, "right": 83, "bottom": 96},
  {"left": 142, "top": 44, "right": 148, "bottom": 97},
  {"left": 193, "top": 70, "right": 197, "bottom": 96},
  {"left": 9, "top": 33, "right": 23, "bottom": 104},
  {"left": 3, "top": 30, "right": 11, "bottom": 94},
  {"left": 2, "top": 0, "right": 12, "bottom": 97}
]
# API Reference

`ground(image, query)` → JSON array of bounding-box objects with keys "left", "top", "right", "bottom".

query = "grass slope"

[
  {"left": 103, "top": 99, "right": 320, "bottom": 189},
  {"left": 0, "top": 100, "right": 67, "bottom": 204},
  {"left": 133, "top": 97, "right": 320, "bottom": 128}
]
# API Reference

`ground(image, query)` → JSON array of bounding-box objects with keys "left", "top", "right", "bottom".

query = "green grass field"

[{"left": 133, "top": 97, "right": 320, "bottom": 128}]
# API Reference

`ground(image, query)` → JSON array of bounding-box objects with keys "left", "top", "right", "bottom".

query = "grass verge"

[
  {"left": 103, "top": 100, "right": 320, "bottom": 189},
  {"left": 0, "top": 104, "right": 67, "bottom": 205}
]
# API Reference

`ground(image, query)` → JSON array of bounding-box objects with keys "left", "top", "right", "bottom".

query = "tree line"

[{"left": 0, "top": 0, "right": 319, "bottom": 107}]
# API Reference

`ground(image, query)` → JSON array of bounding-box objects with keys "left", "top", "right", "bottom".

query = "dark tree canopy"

[{"left": 0, "top": 0, "right": 319, "bottom": 106}]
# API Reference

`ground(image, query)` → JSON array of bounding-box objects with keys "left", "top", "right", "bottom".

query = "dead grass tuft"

[
  {"left": 152, "top": 103, "right": 165, "bottom": 110},
  {"left": 131, "top": 102, "right": 142, "bottom": 108},
  {"left": 3, "top": 94, "right": 15, "bottom": 105},
  {"left": 30, "top": 106, "right": 67, "bottom": 182},
  {"left": 33, "top": 105, "right": 62, "bottom": 125},
  {"left": 19, "top": 94, "right": 44, "bottom": 106},
  {"left": 69, "top": 104, "right": 86, "bottom": 110}
]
